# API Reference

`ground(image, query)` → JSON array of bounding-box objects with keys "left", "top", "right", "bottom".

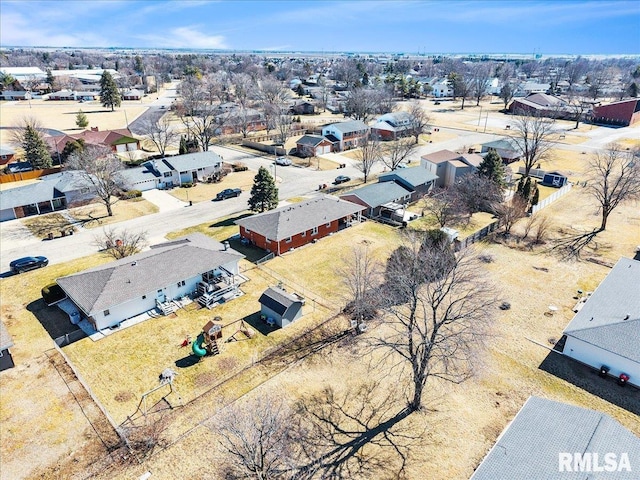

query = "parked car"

[
  {"left": 10, "top": 256, "right": 48, "bottom": 274},
  {"left": 333, "top": 175, "right": 351, "bottom": 185},
  {"left": 215, "top": 188, "right": 242, "bottom": 201},
  {"left": 275, "top": 156, "right": 292, "bottom": 166}
]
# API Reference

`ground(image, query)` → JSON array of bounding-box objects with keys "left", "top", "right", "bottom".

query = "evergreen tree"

[
  {"left": 45, "top": 69, "right": 54, "bottom": 92},
  {"left": 296, "top": 83, "right": 305, "bottom": 97},
  {"left": 476, "top": 149, "right": 506, "bottom": 188},
  {"left": 531, "top": 182, "right": 540, "bottom": 207},
  {"left": 249, "top": 166, "right": 278, "bottom": 213},
  {"left": 179, "top": 135, "right": 188, "bottom": 155},
  {"left": 628, "top": 82, "right": 639, "bottom": 98},
  {"left": 22, "top": 125, "right": 52, "bottom": 169},
  {"left": 362, "top": 72, "right": 369, "bottom": 86},
  {"left": 75, "top": 110, "right": 89, "bottom": 128},
  {"left": 61, "top": 139, "right": 85, "bottom": 163},
  {"left": 522, "top": 176, "right": 532, "bottom": 200},
  {"left": 100, "top": 71, "right": 121, "bottom": 111}
]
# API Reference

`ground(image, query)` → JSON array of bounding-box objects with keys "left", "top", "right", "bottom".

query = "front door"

[{"left": 156, "top": 289, "right": 165, "bottom": 303}]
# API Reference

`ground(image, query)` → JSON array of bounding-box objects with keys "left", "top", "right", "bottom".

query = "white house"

[
  {"left": 431, "top": 79, "right": 453, "bottom": 98},
  {"left": 560, "top": 257, "right": 640, "bottom": 387},
  {"left": 120, "top": 151, "right": 223, "bottom": 190},
  {"left": 56, "top": 234, "right": 244, "bottom": 331}
]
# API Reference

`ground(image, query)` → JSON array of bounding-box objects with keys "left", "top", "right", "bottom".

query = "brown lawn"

[
  {"left": 167, "top": 170, "right": 256, "bottom": 203},
  {"left": 68, "top": 197, "right": 159, "bottom": 228}
]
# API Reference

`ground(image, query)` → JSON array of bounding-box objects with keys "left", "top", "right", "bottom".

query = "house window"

[
  {"left": 311, "top": 226, "right": 318, "bottom": 235},
  {"left": 163, "top": 172, "right": 171, "bottom": 178},
  {"left": 157, "top": 289, "right": 163, "bottom": 293},
  {"left": 286, "top": 237, "right": 292, "bottom": 243},
  {"left": 177, "top": 280, "right": 186, "bottom": 287},
  {"left": 142, "top": 295, "right": 146, "bottom": 299},
  {"left": 198, "top": 168, "right": 204, "bottom": 171},
  {"left": 103, "top": 309, "right": 110, "bottom": 316},
  {"left": 301, "top": 231, "right": 306, "bottom": 237}
]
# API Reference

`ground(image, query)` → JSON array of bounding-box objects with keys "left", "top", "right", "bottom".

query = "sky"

[{"left": 1, "top": 0, "right": 639, "bottom": 55}]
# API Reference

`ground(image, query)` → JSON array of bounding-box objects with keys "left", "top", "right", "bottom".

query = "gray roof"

[
  {"left": 143, "top": 151, "right": 222, "bottom": 175},
  {"left": 563, "top": 257, "right": 640, "bottom": 363},
  {"left": 120, "top": 166, "right": 160, "bottom": 184},
  {"left": 0, "top": 171, "right": 91, "bottom": 210},
  {"left": 0, "top": 321, "right": 14, "bottom": 351},
  {"left": 235, "top": 195, "right": 364, "bottom": 241},
  {"left": 259, "top": 287, "right": 301, "bottom": 315},
  {"left": 324, "top": 120, "right": 370, "bottom": 134},
  {"left": 0, "top": 145, "right": 15, "bottom": 156},
  {"left": 482, "top": 139, "right": 518, "bottom": 152},
  {"left": 56, "top": 234, "right": 243, "bottom": 316},
  {"left": 471, "top": 396, "right": 640, "bottom": 480},
  {"left": 340, "top": 182, "right": 412, "bottom": 208},
  {"left": 378, "top": 167, "right": 438, "bottom": 189}
]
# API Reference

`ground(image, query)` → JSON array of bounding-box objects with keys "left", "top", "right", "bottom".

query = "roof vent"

[
  {"left": 131, "top": 261, "right": 137, "bottom": 266},
  {"left": 624, "top": 314, "right": 630, "bottom": 321}
]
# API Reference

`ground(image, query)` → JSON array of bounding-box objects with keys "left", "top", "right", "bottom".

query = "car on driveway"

[
  {"left": 275, "top": 156, "right": 292, "bottom": 166},
  {"left": 10, "top": 256, "right": 48, "bottom": 274},
  {"left": 215, "top": 188, "right": 242, "bottom": 201},
  {"left": 333, "top": 175, "right": 351, "bottom": 185}
]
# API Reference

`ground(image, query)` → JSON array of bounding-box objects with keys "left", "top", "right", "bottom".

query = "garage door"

[
  {"left": 116, "top": 144, "right": 127, "bottom": 153},
  {"left": 320, "top": 145, "right": 331, "bottom": 154}
]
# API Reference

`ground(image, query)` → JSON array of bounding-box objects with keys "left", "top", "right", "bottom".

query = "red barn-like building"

[{"left": 592, "top": 99, "right": 640, "bottom": 127}]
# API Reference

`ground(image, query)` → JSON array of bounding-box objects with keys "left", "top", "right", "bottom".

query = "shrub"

[
  {"left": 181, "top": 182, "right": 193, "bottom": 188},
  {"left": 232, "top": 162, "right": 248, "bottom": 172},
  {"left": 41, "top": 283, "right": 66, "bottom": 305},
  {"left": 121, "top": 189, "right": 142, "bottom": 199}
]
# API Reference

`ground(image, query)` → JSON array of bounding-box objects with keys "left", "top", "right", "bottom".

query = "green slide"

[{"left": 192, "top": 333, "right": 207, "bottom": 357}]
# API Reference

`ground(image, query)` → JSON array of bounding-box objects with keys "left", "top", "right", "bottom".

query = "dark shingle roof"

[
  {"left": 235, "top": 195, "right": 364, "bottom": 241},
  {"left": 0, "top": 171, "right": 90, "bottom": 210},
  {"left": 56, "top": 234, "right": 243, "bottom": 316},
  {"left": 340, "top": 182, "right": 412, "bottom": 208},
  {"left": 296, "top": 135, "right": 327, "bottom": 147},
  {"left": 471, "top": 396, "right": 640, "bottom": 480},
  {"left": 378, "top": 167, "right": 438, "bottom": 189},
  {"left": 259, "top": 287, "right": 301, "bottom": 315},
  {"left": 563, "top": 257, "right": 640, "bottom": 362}
]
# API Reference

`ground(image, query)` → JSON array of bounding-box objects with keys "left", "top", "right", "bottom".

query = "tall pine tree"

[
  {"left": 100, "top": 71, "right": 121, "bottom": 111},
  {"left": 249, "top": 166, "right": 278, "bottom": 213},
  {"left": 179, "top": 135, "right": 188, "bottom": 155},
  {"left": 477, "top": 148, "right": 506, "bottom": 188},
  {"left": 22, "top": 125, "right": 52, "bottom": 169},
  {"left": 75, "top": 110, "right": 89, "bottom": 128}
]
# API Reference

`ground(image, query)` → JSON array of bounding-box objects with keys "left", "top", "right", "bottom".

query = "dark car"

[
  {"left": 333, "top": 175, "right": 351, "bottom": 185},
  {"left": 10, "top": 256, "right": 48, "bottom": 274},
  {"left": 215, "top": 188, "right": 242, "bottom": 201}
]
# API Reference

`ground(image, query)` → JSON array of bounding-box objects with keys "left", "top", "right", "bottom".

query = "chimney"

[{"left": 91, "top": 126, "right": 99, "bottom": 132}]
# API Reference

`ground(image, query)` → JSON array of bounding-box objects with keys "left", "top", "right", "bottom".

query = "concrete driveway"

[{"left": 142, "top": 189, "right": 189, "bottom": 212}]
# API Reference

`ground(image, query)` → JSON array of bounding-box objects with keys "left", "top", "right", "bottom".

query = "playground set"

[{"left": 191, "top": 318, "right": 255, "bottom": 359}]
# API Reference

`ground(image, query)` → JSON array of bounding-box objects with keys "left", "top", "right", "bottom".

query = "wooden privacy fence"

[
  {"left": 0, "top": 167, "right": 61, "bottom": 183},
  {"left": 454, "top": 220, "right": 500, "bottom": 251},
  {"left": 531, "top": 183, "right": 572, "bottom": 214}
]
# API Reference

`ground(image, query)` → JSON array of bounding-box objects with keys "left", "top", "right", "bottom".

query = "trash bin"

[
  {"left": 189, "top": 200, "right": 193, "bottom": 206},
  {"left": 48, "top": 232, "right": 54, "bottom": 240}
]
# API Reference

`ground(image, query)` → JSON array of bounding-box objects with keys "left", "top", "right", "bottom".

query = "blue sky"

[{"left": 1, "top": 0, "right": 639, "bottom": 54}]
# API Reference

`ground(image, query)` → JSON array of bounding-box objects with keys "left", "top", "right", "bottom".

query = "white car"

[{"left": 275, "top": 156, "right": 292, "bottom": 166}]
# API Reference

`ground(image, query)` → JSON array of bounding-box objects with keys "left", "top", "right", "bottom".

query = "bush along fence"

[{"left": 531, "top": 183, "right": 572, "bottom": 214}]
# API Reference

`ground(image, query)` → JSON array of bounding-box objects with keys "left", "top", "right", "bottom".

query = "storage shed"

[
  {"left": 541, "top": 171, "right": 568, "bottom": 188},
  {"left": 259, "top": 287, "right": 304, "bottom": 328},
  {"left": 0, "top": 321, "right": 15, "bottom": 371}
]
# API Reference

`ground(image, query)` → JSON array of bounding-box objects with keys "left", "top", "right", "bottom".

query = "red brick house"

[
  {"left": 46, "top": 128, "right": 140, "bottom": 155},
  {"left": 592, "top": 99, "right": 640, "bottom": 126},
  {"left": 235, "top": 196, "right": 364, "bottom": 256},
  {"left": 295, "top": 135, "right": 333, "bottom": 157}
]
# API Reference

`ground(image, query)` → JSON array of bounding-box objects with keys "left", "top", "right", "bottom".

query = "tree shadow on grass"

[
  {"left": 209, "top": 212, "right": 254, "bottom": 228},
  {"left": 539, "top": 350, "right": 640, "bottom": 416}
]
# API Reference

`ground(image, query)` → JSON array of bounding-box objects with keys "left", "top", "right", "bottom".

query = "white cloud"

[{"left": 137, "top": 26, "right": 227, "bottom": 49}]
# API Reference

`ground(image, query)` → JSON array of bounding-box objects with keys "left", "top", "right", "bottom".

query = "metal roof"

[
  {"left": 471, "top": 396, "right": 640, "bottom": 480},
  {"left": 235, "top": 195, "right": 364, "bottom": 241},
  {"left": 563, "top": 257, "right": 640, "bottom": 363},
  {"left": 378, "top": 167, "right": 438, "bottom": 189},
  {"left": 340, "top": 182, "right": 412, "bottom": 208},
  {"left": 56, "top": 234, "right": 243, "bottom": 316}
]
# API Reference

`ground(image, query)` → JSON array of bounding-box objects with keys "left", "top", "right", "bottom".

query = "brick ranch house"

[{"left": 235, "top": 195, "right": 364, "bottom": 256}]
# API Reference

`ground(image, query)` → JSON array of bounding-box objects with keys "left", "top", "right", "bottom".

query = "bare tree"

[
  {"left": 510, "top": 110, "right": 556, "bottom": 177},
  {"left": 273, "top": 103, "right": 293, "bottom": 145},
  {"left": 499, "top": 82, "right": 516, "bottom": 110},
  {"left": 381, "top": 137, "right": 415, "bottom": 171},
  {"left": 94, "top": 227, "right": 148, "bottom": 259},
  {"left": 214, "top": 394, "right": 297, "bottom": 480},
  {"left": 355, "top": 136, "right": 382, "bottom": 183},
  {"left": 470, "top": 63, "right": 492, "bottom": 106},
  {"left": 450, "top": 174, "right": 503, "bottom": 217},
  {"left": 423, "top": 188, "right": 462, "bottom": 228},
  {"left": 493, "top": 196, "right": 527, "bottom": 235},
  {"left": 586, "top": 144, "right": 640, "bottom": 231},
  {"left": 139, "top": 115, "right": 178, "bottom": 156},
  {"left": 344, "top": 87, "right": 380, "bottom": 123},
  {"left": 66, "top": 145, "right": 128, "bottom": 217},
  {"left": 407, "top": 101, "right": 431, "bottom": 144},
  {"left": 565, "top": 91, "right": 590, "bottom": 130},
  {"left": 376, "top": 235, "right": 497, "bottom": 411},
  {"left": 256, "top": 77, "right": 289, "bottom": 134},
  {"left": 337, "top": 245, "right": 382, "bottom": 326}
]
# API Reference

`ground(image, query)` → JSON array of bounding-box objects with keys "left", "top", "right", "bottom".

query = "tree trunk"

[
  {"left": 409, "top": 379, "right": 424, "bottom": 411},
  {"left": 106, "top": 202, "right": 113, "bottom": 217},
  {"left": 599, "top": 211, "right": 609, "bottom": 231}
]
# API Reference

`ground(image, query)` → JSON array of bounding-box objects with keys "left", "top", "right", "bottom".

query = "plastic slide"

[{"left": 192, "top": 333, "right": 207, "bottom": 357}]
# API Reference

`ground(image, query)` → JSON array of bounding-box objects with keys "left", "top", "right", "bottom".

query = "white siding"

[{"left": 564, "top": 335, "right": 640, "bottom": 387}]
